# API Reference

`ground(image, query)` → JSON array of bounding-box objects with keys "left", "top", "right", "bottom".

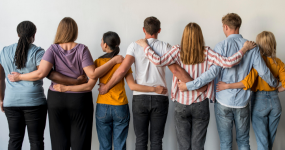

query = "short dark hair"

[
  {"left": 222, "top": 13, "right": 242, "bottom": 29},
  {"left": 144, "top": 16, "right": 161, "bottom": 35}
]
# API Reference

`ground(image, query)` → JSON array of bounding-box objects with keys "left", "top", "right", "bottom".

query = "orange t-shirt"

[
  {"left": 241, "top": 56, "right": 285, "bottom": 92},
  {"left": 95, "top": 58, "right": 132, "bottom": 105}
]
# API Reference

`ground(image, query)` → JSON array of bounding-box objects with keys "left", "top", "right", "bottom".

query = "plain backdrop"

[{"left": 1, "top": 0, "right": 285, "bottom": 149}]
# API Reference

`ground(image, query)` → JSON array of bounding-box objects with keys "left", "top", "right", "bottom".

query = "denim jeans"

[
  {"left": 96, "top": 104, "right": 130, "bottom": 150},
  {"left": 251, "top": 91, "right": 282, "bottom": 150},
  {"left": 132, "top": 95, "right": 169, "bottom": 150},
  {"left": 4, "top": 105, "right": 47, "bottom": 150},
  {"left": 174, "top": 99, "right": 210, "bottom": 150},
  {"left": 214, "top": 101, "right": 250, "bottom": 150}
]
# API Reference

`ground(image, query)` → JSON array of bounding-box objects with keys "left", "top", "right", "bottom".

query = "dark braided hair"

[
  {"left": 14, "top": 21, "right": 37, "bottom": 69},
  {"left": 99, "top": 31, "right": 120, "bottom": 58}
]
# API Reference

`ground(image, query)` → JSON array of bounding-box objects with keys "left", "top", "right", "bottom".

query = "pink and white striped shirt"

[{"left": 143, "top": 45, "right": 245, "bottom": 105}]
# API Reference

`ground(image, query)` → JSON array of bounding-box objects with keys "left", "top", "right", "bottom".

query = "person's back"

[
  {"left": 214, "top": 35, "right": 259, "bottom": 106},
  {"left": 0, "top": 21, "right": 48, "bottom": 150},
  {"left": 0, "top": 43, "right": 46, "bottom": 106},
  {"left": 95, "top": 58, "right": 132, "bottom": 105},
  {"left": 43, "top": 43, "right": 94, "bottom": 93},
  {"left": 126, "top": 38, "right": 171, "bottom": 96}
]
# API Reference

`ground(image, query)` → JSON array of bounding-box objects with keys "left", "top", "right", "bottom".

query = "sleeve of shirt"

[
  {"left": 240, "top": 68, "right": 258, "bottom": 90},
  {"left": 207, "top": 48, "right": 244, "bottom": 68},
  {"left": 42, "top": 46, "right": 55, "bottom": 65},
  {"left": 35, "top": 48, "right": 45, "bottom": 66},
  {"left": 126, "top": 43, "right": 135, "bottom": 57},
  {"left": 82, "top": 47, "right": 94, "bottom": 68},
  {"left": 251, "top": 47, "right": 277, "bottom": 87},
  {"left": 186, "top": 65, "right": 222, "bottom": 90},
  {"left": 143, "top": 45, "right": 179, "bottom": 67},
  {"left": 278, "top": 59, "right": 285, "bottom": 88}
]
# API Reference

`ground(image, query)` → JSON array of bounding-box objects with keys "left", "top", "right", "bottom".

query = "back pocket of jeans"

[
  {"left": 96, "top": 104, "right": 108, "bottom": 119},
  {"left": 114, "top": 104, "right": 130, "bottom": 120}
]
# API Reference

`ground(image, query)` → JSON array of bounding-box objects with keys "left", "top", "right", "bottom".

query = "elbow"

[
  {"left": 118, "top": 69, "right": 128, "bottom": 77},
  {"left": 129, "top": 85, "right": 135, "bottom": 91},
  {"left": 86, "top": 85, "right": 94, "bottom": 91}
]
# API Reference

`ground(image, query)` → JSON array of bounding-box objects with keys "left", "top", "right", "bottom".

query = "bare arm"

[
  {"left": 168, "top": 64, "right": 193, "bottom": 83},
  {"left": 168, "top": 63, "right": 207, "bottom": 93},
  {"left": 0, "top": 64, "right": 6, "bottom": 112},
  {"left": 125, "top": 73, "right": 167, "bottom": 94},
  {"left": 53, "top": 78, "right": 98, "bottom": 92},
  {"left": 83, "top": 55, "right": 123, "bottom": 79},
  {"left": 98, "top": 55, "right": 134, "bottom": 95},
  {"left": 47, "top": 70, "right": 88, "bottom": 85},
  {"left": 8, "top": 60, "right": 53, "bottom": 82},
  {"left": 216, "top": 81, "right": 245, "bottom": 92}
]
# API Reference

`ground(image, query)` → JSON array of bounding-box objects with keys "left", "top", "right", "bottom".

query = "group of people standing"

[{"left": 0, "top": 13, "right": 284, "bottom": 150}]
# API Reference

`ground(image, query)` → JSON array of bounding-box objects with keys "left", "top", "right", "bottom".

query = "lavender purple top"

[{"left": 42, "top": 44, "right": 94, "bottom": 93}]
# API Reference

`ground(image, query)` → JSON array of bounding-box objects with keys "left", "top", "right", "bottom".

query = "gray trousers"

[{"left": 174, "top": 99, "right": 210, "bottom": 150}]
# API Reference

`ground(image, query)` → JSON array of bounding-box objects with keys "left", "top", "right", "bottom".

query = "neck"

[
  {"left": 226, "top": 29, "right": 239, "bottom": 37},
  {"left": 59, "top": 42, "right": 77, "bottom": 50},
  {"left": 145, "top": 33, "right": 158, "bottom": 39},
  {"left": 105, "top": 49, "right": 113, "bottom": 53}
]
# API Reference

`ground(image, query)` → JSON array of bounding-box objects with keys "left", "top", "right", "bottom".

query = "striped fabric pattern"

[{"left": 143, "top": 45, "right": 244, "bottom": 105}]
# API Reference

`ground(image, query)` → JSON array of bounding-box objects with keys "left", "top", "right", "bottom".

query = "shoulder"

[
  {"left": 30, "top": 44, "right": 44, "bottom": 53},
  {"left": 275, "top": 57, "right": 284, "bottom": 66}
]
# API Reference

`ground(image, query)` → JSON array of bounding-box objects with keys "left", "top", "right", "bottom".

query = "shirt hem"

[{"left": 216, "top": 99, "right": 248, "bottom": 108}]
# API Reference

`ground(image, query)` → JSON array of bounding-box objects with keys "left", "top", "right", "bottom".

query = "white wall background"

[{"left": 1, "top": 0, "right": 285, "bottom": 149}]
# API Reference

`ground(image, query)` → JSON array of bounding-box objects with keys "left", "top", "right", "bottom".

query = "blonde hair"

[
  {"left": 180, "top": 23, "right": 205, "bottom": 65},
  {"left": 54, "top": 17, "right": 78, "bottom": 44},
  {"left": 256, "top": 31, "right": 277, "bottom": 63},
  {"left": 222, "top": 13, "right": 242, "bottom": 30}
]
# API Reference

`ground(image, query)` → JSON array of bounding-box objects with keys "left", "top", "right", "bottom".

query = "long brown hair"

[
  {"left": 54, "top": 17, "right": 78, "bottom": 44},
  {"left": 256, "top": 31, "right": 277, "bottom": 63},
  {"left": 180, "top": 23, "right": 205, "bottom": 65}
]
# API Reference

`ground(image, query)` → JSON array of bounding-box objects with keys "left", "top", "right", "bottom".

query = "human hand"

[
  {"left": 8, "top": 72, "right": 21, "bottom": 82},
  {"left": 112, "top": 55, "right": 124, "bottom": 64},
  {"left": 242, "top": 41, "right": 256, "bottom": 53},
  {"left": 177, "top": 81, "right": 188, "bottom": 91},
  {"left": 76, "top": 75, "right": 88, "bottom": 85},
  {"left": 53, "top": 84, "right": 68, "bottom": 92},
  {"left": 136, "top": 39, "right": 149, "bottom": 48},
  {"left": 98, "top": 83, "right": 109, "bottom": 95},
  {"left": 216, "top": 81, "right": 229, "bottom": 92},
  {"left": 154, "top": 85, "right": 168, "bottom": 94}
]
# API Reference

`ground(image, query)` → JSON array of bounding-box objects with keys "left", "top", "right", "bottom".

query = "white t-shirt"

[{"left": 126, "top": 38, "right": 171, "bottom": 96}]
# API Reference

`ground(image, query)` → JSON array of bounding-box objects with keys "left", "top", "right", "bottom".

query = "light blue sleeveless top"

[{"left": 0, "top": 43, "right": 46, "bottom": 107}]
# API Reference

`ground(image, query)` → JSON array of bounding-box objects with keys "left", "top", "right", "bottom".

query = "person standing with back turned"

[{"left": 178, "top": 13, "right": 278, "bottom": 150}]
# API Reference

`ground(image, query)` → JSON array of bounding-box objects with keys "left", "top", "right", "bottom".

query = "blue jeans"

[
  {"left": 251, "top": 91, "right": 282, "bottom": 150},
  {"left": 214, "top": 101, "right": 250, "bottom": 150},
  {"left": 96, "top": 104, "right": 130, "bottom": 150}
]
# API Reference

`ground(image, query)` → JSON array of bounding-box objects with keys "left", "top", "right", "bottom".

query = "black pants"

[
  {"left": 132, "top": 95, "right": 169, "bottom": 150},
  {"left": 174, "top": 99, "right": 210, "bottom": 150},
  {"left": 4, "top": 105, "right": 47, "bottom": 150},
  {"left": 47, "top": 90, "right": 94, "bottom": 150}
]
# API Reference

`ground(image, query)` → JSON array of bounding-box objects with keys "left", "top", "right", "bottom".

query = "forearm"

[
  {"left": 92, "top": 60, "right": 116, "bottom": 79},
  {"left": 168, "top": 64, "right": 193, "bottom": 82},
  {"left": 65, "top": 79, "right": 97, "bottom": 92},
  {"left": 47, "top": 71, "right": 79, "bottom": 85},
  {"left": 227, "top": 82, "right": 245, "bottom": 89},
  {"left": 128, "top": 83, "right": 155, "bottom": 92},
  {"left": 186, "top": 65, "right": 221, "bottom": 90}
]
